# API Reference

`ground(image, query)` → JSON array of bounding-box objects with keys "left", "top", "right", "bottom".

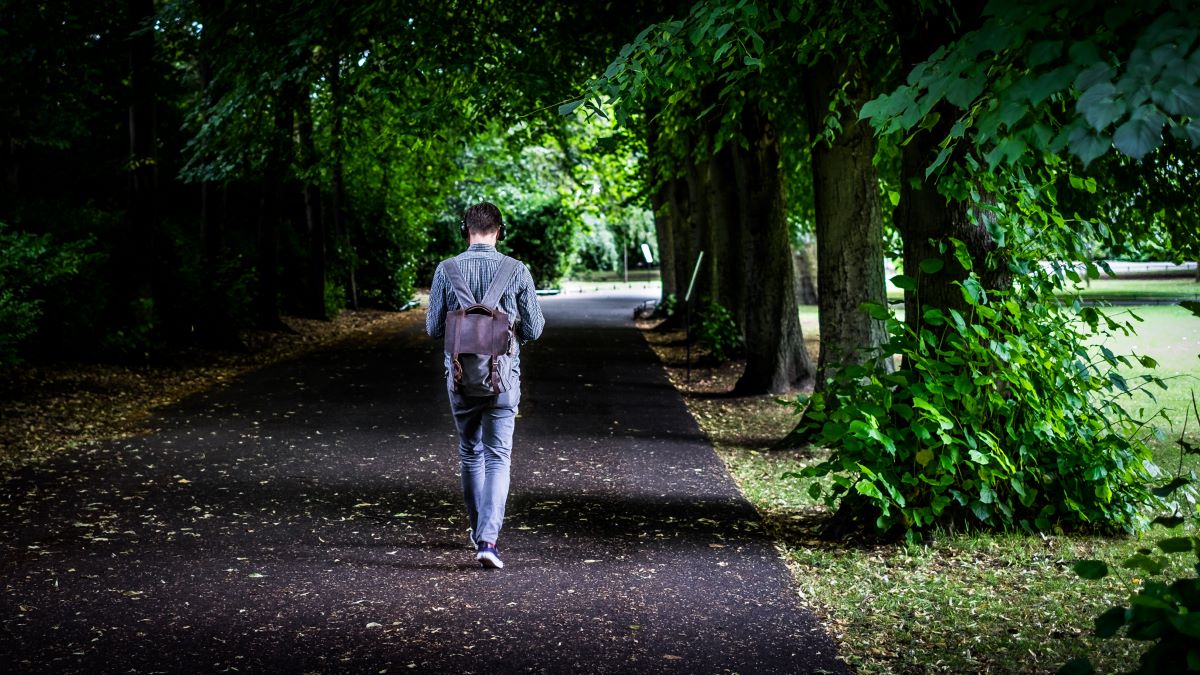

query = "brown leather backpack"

[{"left": 440, "top": 256, "right": 520, "bottom": 396}]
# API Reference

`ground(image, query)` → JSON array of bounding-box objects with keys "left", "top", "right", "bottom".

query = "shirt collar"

[{"left": 467, "top": 243, "right": 497, "bottom": 252}]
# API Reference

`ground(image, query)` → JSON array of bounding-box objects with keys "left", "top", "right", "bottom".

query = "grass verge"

[{"left": 640, "top": 306, "right": 1200, "bottom": 674}]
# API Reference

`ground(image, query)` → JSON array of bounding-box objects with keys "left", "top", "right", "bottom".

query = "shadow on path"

[{"left": 0, "top": 290, "right": 845, "bottom": 674}]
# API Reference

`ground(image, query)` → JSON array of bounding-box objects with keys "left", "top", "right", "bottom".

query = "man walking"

[{"left": 426, "top": 202, "right": 544, "bottom": 569}]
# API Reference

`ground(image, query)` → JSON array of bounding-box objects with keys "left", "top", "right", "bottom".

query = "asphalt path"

[{"left": 0, "top": 291, "right": 845, "bottom": 674}]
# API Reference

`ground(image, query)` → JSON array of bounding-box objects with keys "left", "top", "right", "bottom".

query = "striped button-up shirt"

[{"left": 426, "top": 244, "right": 545, "bottom": 348}]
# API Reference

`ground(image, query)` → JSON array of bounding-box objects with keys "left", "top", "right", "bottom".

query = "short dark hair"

[{"left": 463, "top": 202, "right": 503, "bottom": 235}]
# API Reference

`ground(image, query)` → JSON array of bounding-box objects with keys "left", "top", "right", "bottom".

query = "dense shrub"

[
  {"left": 502, "top": 201, "right": 580, "bottom": 289},
  {"left": 0, "top": 222, "right": 94, "bottom": 366},
  {"left": 794, "top": 242, "right": 1160, "bottom": 537},
  {"left": 576, "top": 225, "right": 619, "bottom": 272},
  {"left": 695, "top": 299, "right": 743, "bottom": 363}
]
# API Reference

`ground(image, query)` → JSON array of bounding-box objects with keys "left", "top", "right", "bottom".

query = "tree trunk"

[
  {"left": 255, "top": 85, "right": 297, "bottom": 330},
  {"left": 1, "top": 120, "right": 18, "bottom": 220},
  {"left": 894, "top": 0, "right": 1005, "bottom": 332},
  {"left": 296, "top": 91, "right": 327, "bottom": 319},
  {"left": 896, "top": 119, "right": 1009, "bottom": 332},
  {"left": 794, "top": 243, "right": 819, "bottom": 305},
  {"left": 126, "top": 0, "right": 159, "bottom": 346},
  {"left": 705, "top": 137, "right": 744, "bottom": 324},
  {"left": 802, "top": 57, "right": 889, "bottom": 386},
  {"left": 733, "top": 106, "right": 814, "bottom": 394},
  {"left": 328, "top": 57, "right": 356, "bottom": 310},
  {"left": 683, "top": 150, "right": 713, "bottom": 305}
]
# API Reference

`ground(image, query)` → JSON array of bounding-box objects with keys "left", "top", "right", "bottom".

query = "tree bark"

[
  {"left": 896, "top": 116, "right": 1009, "bottom": 332},
  {"left": 647, "top": 116, "right": 679, "bottom": 310},
  {"left": 894, "top": 0, "right": 1006, "bottom": 332},
  {"left": 296, "top": 90, "right": 327, "bottom": 319},
  {"left": 328, "top": 57, "right": 357, "bottom": 310},
  {"left": 705, "top": 136, "right": 744, "bottom": 323},
  {"left": 732, "top": 106, "right": 814, "bottom": 394},
  {"left": 802, "top": 57, "right": 889, "bottom": 385},
  {"left": 794, "top": 243, "right": 819, "bottom": 305},
  {"left": 255, "top": 84, "right": 297, "bottom": 330},
  {"left": 126, "top": 0, "right": 160, "bottom": 341}
]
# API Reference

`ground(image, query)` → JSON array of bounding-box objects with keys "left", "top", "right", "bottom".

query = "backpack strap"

[
  {"left": 441, "top": 258, "right": 477, "bottom": 308},
  {"left": 480, "top": 257, "right": 520, "bottom": 310}
]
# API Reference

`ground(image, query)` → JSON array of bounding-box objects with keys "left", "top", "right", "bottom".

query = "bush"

[
  {"left": 695, "top": 298, "right": 743, "bottom": 363},
  {"left": 794, "top": 242, "right": 1160, "bottom": 537},
  {"left": 0, "top": 222, "right": 94, "bottom": 366},
  {"left": 576, "top": 225, "right": 619, "bottom": 272},
  {"left": 503, "top": 201, "right": 579, "bottom": 289}
]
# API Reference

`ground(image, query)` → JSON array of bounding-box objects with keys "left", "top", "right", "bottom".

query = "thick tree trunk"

[
  {"left": 894, "top": 0, "right": 1005, "bottom": 332},
  {"left": 732, "top": 107, "right": 813, "bottom": 394},
  {"left": 802, "top": 58, "right": 889, "bottom": 386},
  {"left": 896, "top": 119, "right": 1009, "bottom": 332}
]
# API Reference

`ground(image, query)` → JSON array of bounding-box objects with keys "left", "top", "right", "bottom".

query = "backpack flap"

[{"left": 440, "top": 256, "right": 521, "bottom": 396}]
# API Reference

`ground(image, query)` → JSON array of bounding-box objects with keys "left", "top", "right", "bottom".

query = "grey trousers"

[{"left": 446, "top": 379, "right": 520, "bottom": 545}]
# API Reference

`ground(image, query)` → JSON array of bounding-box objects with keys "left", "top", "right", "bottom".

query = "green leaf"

[
  {"left": 1154, "top": 84, "right": 1200, "bottom": 117},
  {"left": 1067, "top": 125, "right": 1111, "bottom": 165},
  {"left": 1168, "top": 613, "right": 1200, "bottom": 639},
  {"left": 919, "top": 258, "right": 945, "bottom": 274},
  {"left": 1094, "top": 606, "right": 1127, "bottom": 638},
  {"left": 946, "top": 75, "right": 985, "bottom": 108},
  {"left": 1074, "top": 63, "right": 1114, "bottom": 91},
  {"left": 558, "top": 100, "right": 585, "bottom": 116},
  {"left": 863, "top": 302, "right": 891, "bottom": 320},
  {"left": 808, "top": 481, "right": 823, "bottom": 500},
  {"left": 960, "top": 278, "right": 985, "bottom": 305},
  {"left": 969, "top": 500, "right": 991, "bottom": 522},
  {"left": 915, "top": 448, "right": 934, "bottom": 467},
  {"left": 1028, "top": 40, "right": 1062, "bottom": 68},
  {"left": 1077, "top": 82, "right": 1126, "bottom": 131},
  {"left": 855, "top": 481, "right": 884, "bottom": 501},
  {"left": 1112, "top": 113, "right": 1163, "bottom": 160},
  {"left": 1068, "top": 41, "right": 1102, "bottom": 66},
  {"left": 1073, "top": 559, "right": 1109, "bottom": 580},
  {"left": 891, "top": 275, "right": 917, "bottom": 291}
]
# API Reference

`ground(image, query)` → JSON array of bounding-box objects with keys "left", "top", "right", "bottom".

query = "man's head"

[{"left": 462, "top": 202, "right": 504, "bottom": 241}]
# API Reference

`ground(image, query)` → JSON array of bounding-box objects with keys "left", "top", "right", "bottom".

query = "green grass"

[
  {"left": 713, "top": 305, "right": 1200, "bottom": 674},
  {"left": 1074, "top": 279, "right": 1200, "bottom": 300},
  {"left": 1094, "top": 305, "right": 1200, "bottom": 477},
  {"left": 721, "top": 446, "right": 1193, "bottom": 674},
  {"left": 880, "top": 276, "right": 1200, "bottom": 302}
]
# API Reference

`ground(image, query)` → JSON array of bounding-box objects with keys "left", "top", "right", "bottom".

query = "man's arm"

[
  {"left": 516, "top": 264, "right": 544, "bottom": 342},
  {"left": 426, "top": 264, "right": 447, "bottom": 338}
]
